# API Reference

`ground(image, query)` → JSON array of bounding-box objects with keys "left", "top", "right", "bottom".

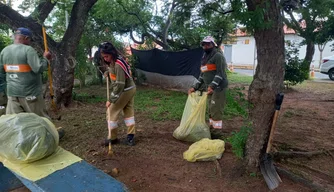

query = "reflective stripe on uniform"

[
  {"left": 212, "top": 120, "right": 222, "bottom": 129},
  {"left": 214, "top": 75, "right": 223, "bottom": 80},
  {"left": 200, "top": 64, "right": 216, "bottom": 72},
  {"left": 115, "top": 81, "right": 125, "bottom": 84},
  {"left": 111, "top": 92, "right": 119, "bottom": 98},
  {"left": 212, "top": 81, "right": 219, "bottom": 85},
  {"left": 124, "top": 116, "right": 135, "bottom": 126},
  {"left": 9, "top": 74, "right": 18, "bottom": 79},
  {"left": 25, "top": 96, "right": 37, "bottom": 101},
  {"left": 4, "top": 64, "right": 31, "bottom": 72},
  {"left": 108, "top": 121, "right": 118, "bottom": 129},
  {"left": 124, "top": 85, "right": 135, "bottom": 91}
]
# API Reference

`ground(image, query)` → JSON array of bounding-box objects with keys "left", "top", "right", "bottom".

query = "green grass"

[
  {"left": 72, "top": 92, "right": 105, "bottom": 103},
  {"left": 228, "top": 72, "right": 253, "bottom": 84},
  {"left": 134, "top": 89, "right": 187, "bottom": 121},
  {"left": 226, "top": 123, "right": 252, "bottom": 159},
  {"left": 74, "top": 85, "right": 250, "bottom": 121},
  {"left": 135, "top": 87, "right": 248, "bottom": 121},
  {"left": 283, "top": 110, "right": 295, "bottom": 118},
  {"left": 224, "top": 88, "right": 248, "bottom": 119}
]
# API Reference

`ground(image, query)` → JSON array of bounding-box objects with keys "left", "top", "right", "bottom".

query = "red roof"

[{"left": 233, "top": 22, "right": 307, "bottom": 37}]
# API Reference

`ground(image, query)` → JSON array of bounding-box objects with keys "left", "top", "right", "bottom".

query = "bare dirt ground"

[
  {"left": 273, "top": 82, "right": 334, "bottom": 191},
  {"left": 12, "top": 80, "right": 334, "bottom": 192}
]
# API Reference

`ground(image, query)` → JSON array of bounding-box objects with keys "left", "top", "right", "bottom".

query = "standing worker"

[
  {"left": 100, "top": 42, "right": 136, "bottom": 146},
  {"left": 0, "top": 27, "right": 64, "bottom": 138},
  {"left": 188, "top": 36, "right": 228, "bottom": 132}
]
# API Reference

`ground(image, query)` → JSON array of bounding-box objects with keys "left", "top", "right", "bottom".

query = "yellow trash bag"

[
  {"left": 0, "top": 113, "right": 59, "bottom": 163},
  {"left": 173, "top": 92, "right": 211, "bottom": 143},
  {"left": 183, "top": 138, "right": 225, "bottom": 162}
]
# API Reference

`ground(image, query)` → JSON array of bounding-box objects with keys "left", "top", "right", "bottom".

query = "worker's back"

[{"left": 0, "top": 44, "right": 47, "bottom": 97}]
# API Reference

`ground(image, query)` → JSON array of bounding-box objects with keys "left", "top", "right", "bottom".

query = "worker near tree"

[
  {"left": 100, "top": 42, "right": 136, "bottom": 146},
  {"left": 0, "top": 27, "right": 64, "bottom": 138},
  {"left": 188, "top": 36, "right": 228, "bottom": 131}
]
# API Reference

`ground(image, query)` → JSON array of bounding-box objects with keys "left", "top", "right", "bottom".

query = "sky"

[{"left": 11, "top": 0, "right": 30, "bottom": 16}]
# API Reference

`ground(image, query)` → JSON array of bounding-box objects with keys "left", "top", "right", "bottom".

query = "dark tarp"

[{"left": 131, "top": 47, "right": 204, "bottom": 77}]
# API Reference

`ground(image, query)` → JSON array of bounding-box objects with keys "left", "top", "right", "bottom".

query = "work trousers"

[{"left": 106, "top": 87, "right": 136, "bottom": 140}]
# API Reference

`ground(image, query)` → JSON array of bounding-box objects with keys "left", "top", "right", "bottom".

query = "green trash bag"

[
  {"left": 173, "top": 92, "right": 211, "bottom": 142},
  {"left": 0, "top": 113, "right": 59, "bottom": 163}
]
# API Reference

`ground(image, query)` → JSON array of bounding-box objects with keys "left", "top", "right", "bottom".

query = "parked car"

[{"left": 320, "top": 55, "right": 334, "bottom": 80}]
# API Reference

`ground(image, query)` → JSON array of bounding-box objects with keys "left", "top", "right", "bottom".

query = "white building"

[{"left": 223, "top": 27, "right": 334, "bottom": 69}]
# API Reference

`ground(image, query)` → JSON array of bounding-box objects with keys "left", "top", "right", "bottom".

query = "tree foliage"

[
  {"left": 92, "top": 0, "right": 234, "bottom": 50},
  {"left": 231, "top": 1, "right": 274, "bottom": 32},
  {"left": 324, "top": 12, "right": 334, "bottom": 50},
  {"left": 284, "top": 41, "right": 309, "bottom": 87},
  {"left": 282, "top": 0, "right": 334, "bottom": 66},
  {"left": 0, "top": 33, "right": 11, "bottom": 52},
  {"left": 75, "top": 18, "right": 125, "bottom": 87},
  {"left": 0, "top": 23, "right": 11, "bottom": 50},
  {"left": 282, "top": 0, "right": 333, "bottom": 37}
]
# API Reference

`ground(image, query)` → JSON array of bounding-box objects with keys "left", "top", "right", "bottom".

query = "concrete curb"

[{"left": 228, "top": 64, "right": 320, "bottom": 72}]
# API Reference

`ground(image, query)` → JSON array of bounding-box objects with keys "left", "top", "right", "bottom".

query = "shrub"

[{"left": 284, "top": 41, "right": 309, "bottom": 88}]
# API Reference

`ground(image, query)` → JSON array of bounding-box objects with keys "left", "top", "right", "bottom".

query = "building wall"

[
  {"left": 227, "top": 34, "right": 334, "bottom": 68},
  {"left": 286, "top": 34, "right": 334, "bottom": 68},
  {"left": 229, "top": 36, "right": 256, "bottom": 66}
]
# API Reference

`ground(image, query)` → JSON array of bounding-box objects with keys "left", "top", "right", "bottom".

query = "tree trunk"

[
  {"left": 318, "top": 42, "right": 327, "bottom": 68},
  {"left": 161, "top": 0, "right": 177, "bottom": 50},
  {"left": 51, "top": 0, "right": 97, "bottom": 107},
  {"left": 245, "top": 0, "right": 285, "bottom": 170},
  {"left": 52, "top": 50, "right": 76, "bottom": 107},
  {"left": 304, "top": 41, "right": 315, "bottom": 68},
  {"left": 0, "top": 0, "right": 97, "bottom": 108},
  {"left": 319, "top": 49, "right": 323, "bottom": 68}
]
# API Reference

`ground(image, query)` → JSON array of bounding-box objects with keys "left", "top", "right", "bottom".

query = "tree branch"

[
  {"left": 161, "top": 0, "right": 177, "bottom": 50},
  {"left": 318, "top": 40, "right": 328, "bottom": 51},
  {"left": 286, "top": 159, "right": 334, "bottom": 183},
  {"left": 206, "top": 6, "right": 234, "bottom": 15},
  {"left": 285, "top": 11, "right": 303, "bottom": 33},
  {"left": 117, "top": 1, "right": 159, "bottom": 38},
  {"left": 0, "top": 3, "right": 27, "bottom": 29},
  {"left": 221, "top": 9, "right": 234, "bottom": 14},
  {"left": 273, "top": 149, "right": 334, "bottom": 160},
  {"left": 130, "top": 30, "right": 146, "bottom": 44},
  {"left": 276, "top": 167, "right": 326, "bottom": 191},
  {"left": 61, "top": 0, "right": 98, "bottom": 55},
  {"left": 153, "top": 39, "right": 169, "bottom": 49},
  {"left": 0, "top": 3, "right": 57, "bottom": 50},
  {"left": 29, "top": 0, "right": 56, "bottom": 23}
]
